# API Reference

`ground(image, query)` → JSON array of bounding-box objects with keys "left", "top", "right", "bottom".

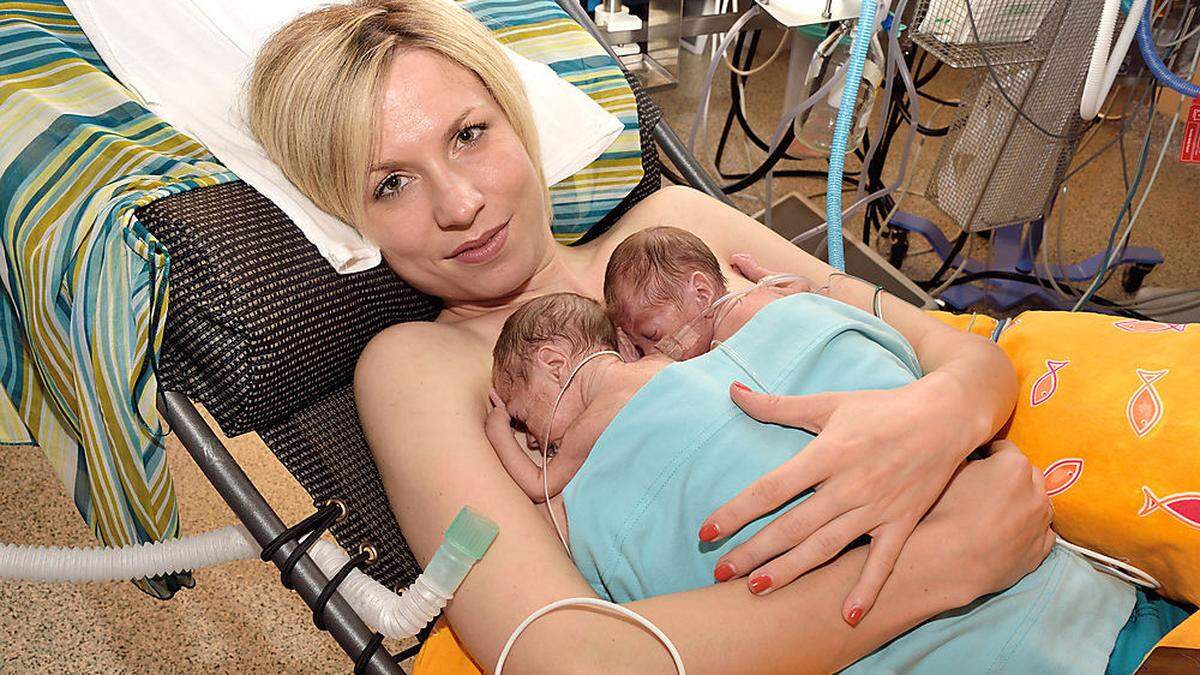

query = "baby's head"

[
  {"left": 492, "top": 292, "right": 619, "bottom": 451},
  {"left": 604, "top": 226, "right": 727, "bottom": 360}
]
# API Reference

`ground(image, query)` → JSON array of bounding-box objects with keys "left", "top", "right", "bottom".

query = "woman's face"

[{"left": 361, "top": 48, "right": 550, "bottom": 302}]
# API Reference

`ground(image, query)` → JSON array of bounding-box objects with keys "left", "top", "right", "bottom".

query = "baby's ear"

[
  {"left": 536, "top": 344, "right": 571, "bottom": 383},
  {"left": 689, "top": 270, "right": 716, "bottom": 306},
  {"left": 616, "top": 328, "right": 640, "bottom": 362}
]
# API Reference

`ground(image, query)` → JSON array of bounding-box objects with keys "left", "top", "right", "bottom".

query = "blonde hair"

[
  {"left": 493, "top": 293, "right": 618, "bottom": 386},
  {"left": 248, "top": 0, "right": 548, "bottom": 230},
  {"left": 603, "top": 226, "right": 727, "bottom": 325}
]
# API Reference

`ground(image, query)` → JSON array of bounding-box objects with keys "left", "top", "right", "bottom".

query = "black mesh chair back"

[{"left": 142, "top": 73, "right": 662, "bottom": 589}]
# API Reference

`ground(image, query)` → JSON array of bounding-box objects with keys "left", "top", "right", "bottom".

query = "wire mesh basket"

[
  {"left": 911, "top": 0, "right": 1068, "bottom": 68},
  {"left": 925, "top": 0, "right": 1108, "bottom": 231}
]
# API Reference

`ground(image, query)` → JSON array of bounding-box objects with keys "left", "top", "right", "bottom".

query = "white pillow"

[{"left": 63, "top": 0, "right": 623, "bottom": 273}]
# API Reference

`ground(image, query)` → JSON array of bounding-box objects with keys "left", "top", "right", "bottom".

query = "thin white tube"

[{"left": 496, "top": 597, "right": 686, "bottom": 675}]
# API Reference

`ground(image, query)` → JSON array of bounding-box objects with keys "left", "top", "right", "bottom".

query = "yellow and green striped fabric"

[
  {"left": 0, "top": 0, "right": 641, "bottom": 600},
  {"left": 461, "top": 0, "right": 645, "bottom": 243},
  {"left": 0, "top": 0, "right": 238, "bottom": 597}
]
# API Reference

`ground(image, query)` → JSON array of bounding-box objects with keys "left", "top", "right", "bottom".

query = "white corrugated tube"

[{"left": 0, "top": 506, "right": 498, "bottom": 641}]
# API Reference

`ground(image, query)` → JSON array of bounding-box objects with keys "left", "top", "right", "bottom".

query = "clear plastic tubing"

[
  {"left": 825, "top": 0, "right": 883, "bottom": 271},
  {"left": 0, "top": 506, "right": 498, "bottom": 641}
]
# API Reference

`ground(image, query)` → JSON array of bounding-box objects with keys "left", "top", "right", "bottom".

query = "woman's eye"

[
  {"left": 374, "top": 173, "right": 410, "bottom": 200},
  {"left": 456, "top": 123, "right": 487, "bottom": 147}
]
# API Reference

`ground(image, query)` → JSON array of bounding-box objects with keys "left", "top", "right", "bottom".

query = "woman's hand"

[
  {"left": 922, "top": 441, "right": 1056, "bottom": 600},
  {"left": 705, "top": 377, "right": 976, "bottom": 625}
]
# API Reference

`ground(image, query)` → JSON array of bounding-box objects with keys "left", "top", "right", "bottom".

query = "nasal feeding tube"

[{"left": 654, "top": 273, "right": 812, "bottom": 360}]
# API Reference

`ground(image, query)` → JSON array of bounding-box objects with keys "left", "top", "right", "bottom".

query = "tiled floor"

[{"left": 2, "top": 22, "right": 1197, "bottom": 675}]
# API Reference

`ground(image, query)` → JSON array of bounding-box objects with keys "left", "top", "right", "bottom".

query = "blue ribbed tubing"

[
  {"left": 1136, "top": 0, "right": 1200, "bottom": 98},
  {"left": 824, "top": 1, "right": 879, "bottom": 271}
]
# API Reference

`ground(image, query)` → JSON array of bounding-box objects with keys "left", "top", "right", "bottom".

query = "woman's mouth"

[{"left": 449, "top": 221, "right": 508, "bottom": 264}]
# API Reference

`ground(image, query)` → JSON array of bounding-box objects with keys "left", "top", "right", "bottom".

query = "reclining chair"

[{"left": 144, "top": 3, "right": 727, "bottom": 671}]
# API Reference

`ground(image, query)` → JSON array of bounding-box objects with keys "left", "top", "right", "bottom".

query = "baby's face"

[
  {"left": 615, "top": 287, "right": 715, "bottom": 360},
  {"left": 497, "top": 363, "right": 586, "bottom": 455}
]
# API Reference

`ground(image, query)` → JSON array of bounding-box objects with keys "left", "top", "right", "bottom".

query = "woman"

[{"left": 247, "top": 1, "right": 1054, "bottom": 671}]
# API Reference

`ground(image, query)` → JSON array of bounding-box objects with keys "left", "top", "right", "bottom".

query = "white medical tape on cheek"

[{"left": 655, "top": 288, "right": 748, "bottom": 360}]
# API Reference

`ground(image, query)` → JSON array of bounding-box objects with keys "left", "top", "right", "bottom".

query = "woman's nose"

[{"left": 433, "top": 170, "right": 484, "bottom": 231}]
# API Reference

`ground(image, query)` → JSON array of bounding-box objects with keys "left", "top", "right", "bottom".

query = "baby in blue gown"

[{"left": 486, "top": 228, "right": 1164, "bottom": 674}]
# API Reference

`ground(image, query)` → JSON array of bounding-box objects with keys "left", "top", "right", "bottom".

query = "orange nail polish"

[
  {"left": 713, "top": 562, "right": 735, "bottom": 582},
  {"left": 732, "top": 381, "right": 751, "bottom": 393},
  {"left": 847, "top": 605, "right": 863, "bottom": 626},
  {"left": 749, "top": 575, "right": 772, "bottom": 594},
  {"left": 698, "top": 522, "right": 720, "bottom": 542}
]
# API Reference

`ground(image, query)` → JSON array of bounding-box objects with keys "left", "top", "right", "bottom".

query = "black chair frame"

[{"left": 148, "top": 3, "right": 730, "bottom": 673}]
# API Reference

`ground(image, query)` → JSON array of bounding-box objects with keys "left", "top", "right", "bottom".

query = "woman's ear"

[
  {"left": 689, "top": 270, "right": 717, "bottom": 308},
  {"left": 536, "top": 344, "right": 571, "bottom": 384}
]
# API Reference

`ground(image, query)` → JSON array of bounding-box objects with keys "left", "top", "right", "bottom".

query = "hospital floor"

[{"left": 3, "top": 28, "right": 1199, "bottom": 675}]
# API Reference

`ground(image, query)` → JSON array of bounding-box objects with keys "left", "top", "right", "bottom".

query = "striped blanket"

[
  {"left": 1, "top": 0, "right": 641, "bottom": 598},
  {"left": 0, "top": 0, "right": 237, "bottom": 597}
]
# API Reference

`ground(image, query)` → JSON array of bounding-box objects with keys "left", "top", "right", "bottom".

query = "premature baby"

[
  {"left": 487, "top": 289, "right": 1140, "bottom": 675},
  {"left": 487, "top": 227, "right": 795, "bottom": 531},
  {"left": 483, "top": 228, "right": 1154, "bottom": 674},
  {"left": 602, "top": 226, "right": 802, "bottom": 360}
]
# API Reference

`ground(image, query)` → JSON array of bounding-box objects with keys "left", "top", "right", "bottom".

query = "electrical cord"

[
  {"left": 711, "top": 30, "right": 862, "bottom": 187},
  {"left": 1070, "top": 86, "right": 1156, "bottom": 310},
  {"left": 930, "top": 270, "right": 1156, "bottom": 319}
]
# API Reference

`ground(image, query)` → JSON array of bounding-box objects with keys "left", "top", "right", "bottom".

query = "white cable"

[
  {"left": 1158, "top": 9, "right": 1199, "bottom": 47},
  {"left": 722, "top": 25, "right": 789, "bottom": 76},
  {"left": 496, "top": 597, "right": 686, "bottom": 675},
  {"left": 687, "top": 5, "right": 763, "bottom": 156},
  {"left": 1081, "top": 0, "right": 1152, "bottom": 119},
  {"left": 1070, "top": 38, "right": 1199, "bottom": 311},
  {"left": 541, "top": 350, "right": 622, "bottom": 560},
  {"left": 1110, "top": 41, "right": 1198, "bottom": 256},
  {"left": 1055, "top": 537, "right": 1161, "bottom": 589}
]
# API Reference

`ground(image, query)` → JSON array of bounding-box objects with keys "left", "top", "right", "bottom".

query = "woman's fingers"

[
  {"left": 738, "top": 509, "right": 872, "bottom": 596},
  {"left": 842, "top": 525, "right": 909, "bottom": 626},
  {"left": 709, "top": 479, "right": 843, "bottom": 580},
  {"left": 488, "top": 388, "right": 504, "bottom": 409},
  {"left": 729, "top": 382, "right": 843, "bottom": 434}
]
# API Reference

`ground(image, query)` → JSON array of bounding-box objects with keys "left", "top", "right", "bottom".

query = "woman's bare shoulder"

[
  {"left": 355, "top": 319, "right": 489, "bottom": 402},
  {"left": 602, "top": 185, "right": 774, "bottom": 254}
]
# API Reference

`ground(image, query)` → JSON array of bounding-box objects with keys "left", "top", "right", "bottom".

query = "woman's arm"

[
  {"left": 355, "top": 322, "right": 1041, "bottom": 673},
  {"left": 614, "top": 186, "right": 1020, "bottom": 623}
]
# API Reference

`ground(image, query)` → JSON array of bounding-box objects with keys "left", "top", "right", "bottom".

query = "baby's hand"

[
  {"left": 615, "top": 327, "right": 642, "bottom": 362},
  {"left": 731, "top": 253, "right": 813, "bottom": 294},
  {"left": 485, "top": 389, "right": 515, "bottom": 453}
]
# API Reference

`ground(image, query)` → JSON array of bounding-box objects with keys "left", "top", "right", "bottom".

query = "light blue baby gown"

[{"left": 563, "top": 293, "right": 1134, "bottom": 673}]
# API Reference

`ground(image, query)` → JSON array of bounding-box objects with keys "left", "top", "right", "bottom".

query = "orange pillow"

[
  {"left": 931, "top": 310, "right": 1200, "bottom": 607},
  {"left": 412, "top": 621, "right": 484, "bottom": 675}
]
